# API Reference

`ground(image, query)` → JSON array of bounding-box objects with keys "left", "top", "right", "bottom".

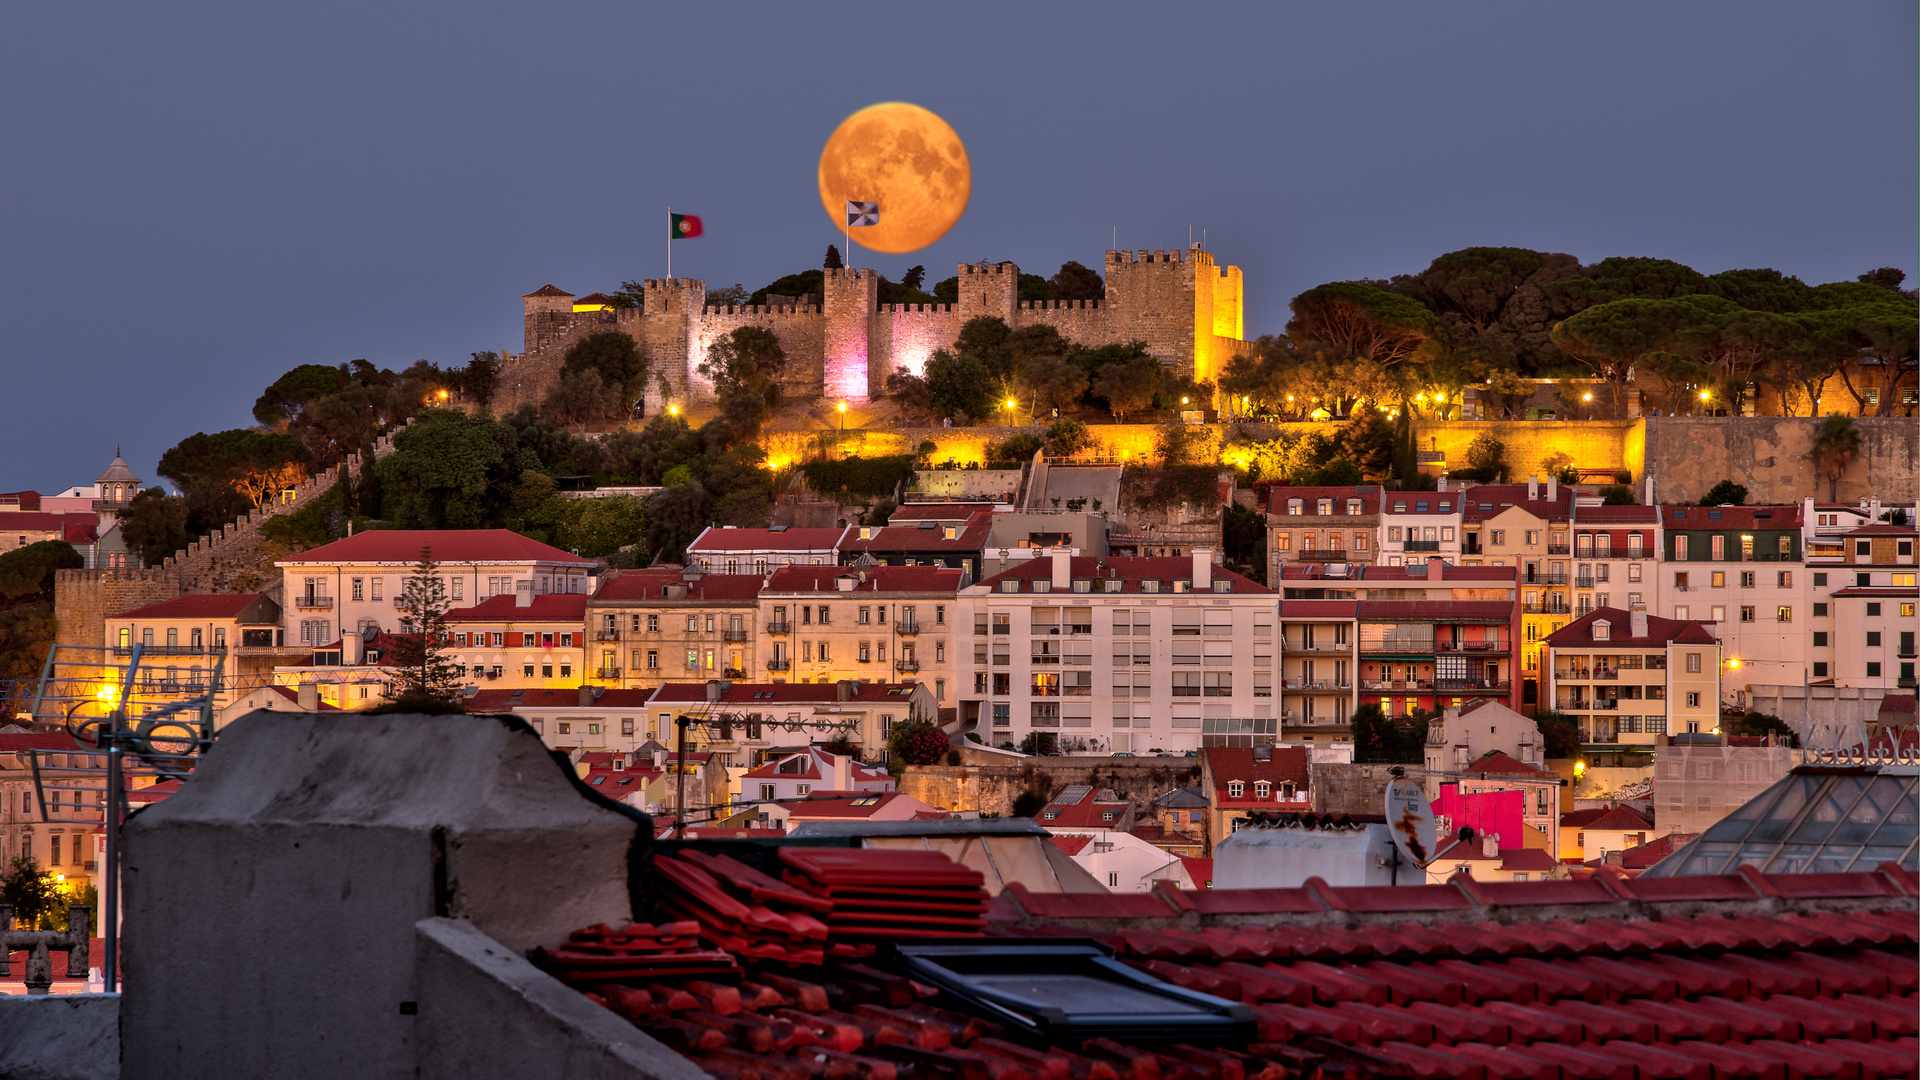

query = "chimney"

[
  {"left": 836, "top": 575, "right": 857, "bottom": 592},
  {"left": 652, "top": 746, "right": 665, "bottom": 768},
  {"left": 1631, "top": 608, "right": 1648, "bottom": 638},
  {"left": 515, "top": 580, "right": 533, "bottom": 608},
  {"left": 837, "top": 679, "right": 856, "bottom": 702},
  {"left": 1528, "top": 476, "right": 1539, "bottom": 499},
  {"left": 342, "top": 627, "right": 361, "bottom": 666},
  {"left": 1437, "top": 474, "right": 1448, "bottom": 492},
  {"left": 1050, "top": 546, "right": 1070, "bottom": 588},
  {"left": 297, "top": 682, "right": 319, "bottom": 711},
  {"left": 1192, "top": 548, "right": 1212, "bottom": 590},
  {"left": 1644, "top": 474, "right": 1655, "bottom": 506},
  {"left": 578, "top": 685, "right": 594, "bottom": 707},
  {"left": 1482, "top": 832, "right": 1499, "bottom": 858},
  {"left": 706, "top": 679, "right": 724, "bottom": 703},
  {"left": 1427, "top": 556, "right": 1444, "bottom": 583},
  {"left": 830, "top": 750, "right": 851, "bottom": 791},
  {"left": 1547, "top": 475, "right": 1558, "bottom": 502}
]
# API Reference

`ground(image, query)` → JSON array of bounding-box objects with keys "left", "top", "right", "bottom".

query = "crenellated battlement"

[
  {"left": 511, "top": 245, "right": 1250, "bottom": 410},
  {"left": 1019, "top": 299, "right": 1102, "bottom": 311}
]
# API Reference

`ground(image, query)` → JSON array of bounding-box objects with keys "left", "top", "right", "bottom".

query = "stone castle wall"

[{"left": 498, "top": 249, "right": 1254, "bottom": 413}]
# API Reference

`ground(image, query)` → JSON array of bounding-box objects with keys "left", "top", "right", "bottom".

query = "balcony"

[
  {"left": 596, "top": 667, "right": 621, "bottom": 679},
  {"left": 721, "top": 629, "right": 749, "bottom": 643},
  {"left": 115, "top": 644, "right": 216, "bottom": 656},
  {"left": 894, "top": 620, "right": 921, "bottom": 636},
  {"left": 294, "top": 595, "right": 334, "bottom": 610},
  {"left": 1522, "top": 602, "right": 1572, "bottom": 615},
  {"left": 1291, "top": 550, "right": 1353, "bottom": 562},
  {"left": 1436, "top": 640, "right": 1507, "bottom": 654},
  {"left": 766, "top": 621, "right": 792, "bottom": 635},
  {"left": 1285, "top": 679, "right": 1354, "bottom": 691},
  {"left": 1285, "top": 641, "right": 1354, "bottom": 652},
  {"left": 1358, "top": 637, "right": 1437, "bottom": 655},
  {"left": 1435, "top": 680, "right": 1511, "bottom": 693},
  {"left": 1546, "top": 544, "right": 1570, "bottom": 556},
  {"left": 1404, "top": 540, "right": 1441, "bottom": 552},
  {"left": 1361, "top": 679, "right": 1432, "bottom": 691},
  {"left": 765, "top": 659, "right": 791, "bottom": 672},
  {"left": 595, "top": 629, "right": 621, "bottom": 642},
  {"left": 895, "top": 659, "right": 921, "bottom": 673},
  {"left": 1564, "top": 699, "right": 1620, "bottom": 712},
  {"left": 1575, "top": 576, "right": 1596, "bottom": 590}
]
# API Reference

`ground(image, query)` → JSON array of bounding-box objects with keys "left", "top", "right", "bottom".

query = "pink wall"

[{"left": 1433, "top": 784, "right": 1524, "bottom": 847}]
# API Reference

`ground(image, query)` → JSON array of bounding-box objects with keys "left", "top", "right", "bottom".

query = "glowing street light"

[
  {"left": 1003, "top": 398, "right": 1019, "bottom": 427},
  {"left": 667, "top": 404, "right": 680, "bottom": 417},
  {"left": 837, "top": 400, "right": 849, "bottom": 431}
]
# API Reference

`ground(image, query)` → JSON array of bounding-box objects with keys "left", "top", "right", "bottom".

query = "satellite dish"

[{"left": 1384, "top": 777, "right": 1437, "bottom": 868}]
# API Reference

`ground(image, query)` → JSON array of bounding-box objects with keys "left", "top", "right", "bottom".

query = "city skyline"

[{"left": 2, "top": 2, "right": 1914, "bottom": 492}]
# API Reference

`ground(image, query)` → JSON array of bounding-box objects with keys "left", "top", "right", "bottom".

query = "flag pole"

[{"left": 667, "top": 206, "right": 672, "bottom": 280}]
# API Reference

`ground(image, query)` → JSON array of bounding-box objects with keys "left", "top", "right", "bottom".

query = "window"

[
  {"left": 1441, "top": 527, "right": 1455, "bottom": 542},
  {"left": 371, "top": 578, "right": 383, "bottom": 601},
  {"left": 1867, "top": 602, "right": 1883, "bottom": 617},
  {"left": 1865, "top": 662, "right": 1881, "bottom": 677},
  {"left": 1813, "top": 631, "right": 1828, "bottom": 647},
  {"left": 1227, "top": 780, "right": 1245, "bottom": 798},
  {"left": 1813, "top": 573, "right": 1827, "bottom": 587},
  {"left": 1867, "top": 632, "right": 1882, "bottom": 647},
  {"left": 1171, "top": 672, "right": 1200, "bottom": 697},
  {"left": 1740, "top": 572, "right": 1755, "bottom": 588},
  {"left": 1686, "top": 692, "right": 1701, "bottom": 708},
  {"left": 1739, "top": 606, "right": 1755, "bottom": 623},
  {"left": 1686, "top": 653, "right": 1701, "bottom": 673},
  {"left": 1814, "top": 602, "right": 1829, "bottom": 617},
  {"left": 1777, "top": 571, "right": 1792, "bottom": 588},
  {"left": 351, "top": 578, "right": 364, "bottom": 601},
  {"left": 1491, "top": 530, "right": 1506, "bottom": 546},
  {"left": 1813, "top": 661, "right": 1829, "bottom": 677},
  {"left": 1776, "top": 606, "right": 1791, "bottom": 623},
  {"left": 1594, "top": 620, "right": 1611, "bottom": 641},
  {"left": 523, "top": 664, "right": 535, "bottom": 678},
  {"left": 1254, "top": 781, "right": 1271, "bottom": 799},
  {"left": 1388, "top": 527, "right": 1403, "bottom": 542},
  {"left": 1712, "top": 572, "right": 1726, "bottom": 588},
  {"left": 1675, "top": 536, "right": 1689, "bottom": 560}
]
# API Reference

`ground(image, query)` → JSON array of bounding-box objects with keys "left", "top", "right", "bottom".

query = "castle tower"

[
  {"left": 643, "top": 278, "right": 706, "bottom": 408},
  {"left": 955, "top": 260, "right": 1019, "bottom": 325},
  {"left": 522, "top": 284, "right": 574, "bottom": 317},
  {"left": 821, "top": 267, "right": 878, "bottom": 402},
  {"left": 95, "top": 450, "right": 141, "bottom": 522}
]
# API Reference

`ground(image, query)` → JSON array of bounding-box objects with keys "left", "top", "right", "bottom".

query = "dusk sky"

[{"left": 2, "top": 2, "right": 1912, "bottom": 494}]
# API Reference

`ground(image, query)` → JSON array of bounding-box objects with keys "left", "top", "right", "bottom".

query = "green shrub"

[{"left": 799, "top": 455, "right": 915, "bottom": 499}]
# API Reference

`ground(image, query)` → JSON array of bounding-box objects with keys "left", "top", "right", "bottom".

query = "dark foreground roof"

[{"left": 554, "top": 846, "right": 1919, "bottom": 1080}]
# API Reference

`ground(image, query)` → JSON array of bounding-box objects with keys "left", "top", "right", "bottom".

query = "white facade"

[
  {"left": 957, "top": 549, "right": 1278, "bottom": 753},
  {"left": 1055, "top": 831, "right": 1188, "bottom": 892}
]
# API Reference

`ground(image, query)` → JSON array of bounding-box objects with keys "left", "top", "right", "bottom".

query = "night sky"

[{"left": 2, "top": 2, "right": 1912, "bottom": 493}]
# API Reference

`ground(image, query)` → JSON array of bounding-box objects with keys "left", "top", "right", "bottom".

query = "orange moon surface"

[{"left": 818, "top": 102, "right": 970, "bottom": 254}]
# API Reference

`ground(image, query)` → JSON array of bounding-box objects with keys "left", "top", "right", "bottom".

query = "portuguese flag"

[{"left": 670, "top": 213, "right": 703, "bottom": 239}]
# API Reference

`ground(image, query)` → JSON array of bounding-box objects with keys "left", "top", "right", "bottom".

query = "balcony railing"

[
  {"left": 895, "top": 659, "right": 921, "bottom": 673},
  {"left": 1546, "top": 544, "right": 1570, "bottom": 556},
  {"left": 596, "top": 667, "right": 621, "bottom": 679},
  {"left": 1285, "top": 680, "right": 1355, "bottom": 691},
  {"left": 1575, "top": 577, "right": 1596, "bottom": 590},
  {"left": 294, "top": 595, "right": 333, "bottom": 610},
  {"left": 766, "top": 621, "right": 792, "bottom": 635},
  {"left": 114, "top": 645, "right": 217, "bottom": 656},
  {"left": 596, "top": 629, "right": 621, "bottom": 642},
  {"left": 1563, "top": 700, "right": 1620, "bottom": 712},
  {"left": 1291, "top": 550, "right": 1353, "bottom": 562},
  {"left": 1361, "top": 680, "right": 1432, "bottom": 691},
  {"left": 1404, "top": 540, "right": 1441, "bottom": 552},
  {"left": 1359, "top": 637, "right": 1437, "bottom": 654},
  {"left": 765, "top": 659, "right": 791, "bottom": 671},
  {"left": 1523, "top": 602, "right": 1572, "bottom": 615},
  {"left": 1436, "top": 680, "right": 1511, "bottom": 693},
  {"left": 894, "top": 620, "right": 921, "bottom": 636},
  {"left": 1436, "top": 640, "right": 1507, "bottom": 653},
  {"left": 1284, "top": 642, "right": 1354, "bottom": 652},
  {"left": 721, "top": 629, "right": 748, "bottom": 642}
]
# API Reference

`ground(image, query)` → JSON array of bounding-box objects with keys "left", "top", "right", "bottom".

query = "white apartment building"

[
  {"left": 1659, "top": 504, "right": 1806, "bottom": 705},
  {"left": 686, "top": 526, "right": 845, "bottom": 574},
  {"left": 1819, "top": 525, "right": 1919, "bottom": 690},
  {"left": 1567, "top": 505, "right": 1661, "bottom": 619},
  {"left": 276, "top": 529, "right": 595, "bottom": 650},
  {"left": 1379, "top": 490, "right": 1464, "bottom": 566},
  {"left": 957, "top": 549, "right": 1277, "bottom": 754}
]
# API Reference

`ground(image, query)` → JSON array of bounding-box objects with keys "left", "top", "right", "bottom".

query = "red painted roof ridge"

[{"left": 111, "top": 593, "right": 271, "bottom": 620}]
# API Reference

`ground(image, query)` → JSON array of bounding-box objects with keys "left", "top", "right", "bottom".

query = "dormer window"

[
  {"left": 1103, "top": 579, "right": 1123, "bottom": 593},
  {"left": 1347, "top": 498, "right": 1363, "bottom": 514},
  {"left": 1032, "top": 579, "right": 1052, "bottom": 593},
  {"left": 1227, "top": 780, "right": 1245, "bottom": 798},
  {"left": 945, "top": 526, "right": 958, "bottom": 540},
  {"left": 1287, "top": 499, "right": 1303, "bottom": 516},
  {"left": 1000, "top": 580, "right": 1020, "bottom": 593},
  {"left": 1317, "top": 499, "right": 1332, "bottom": 515},
  {"left": 1594, "top": 620, "right": 1611, "bottom": 641},
  {"left": 1140, "top": 580, "right": 1160, "bottom": 593},
  {"left": 1101, "top": 810, "right": 1116, "bottom": 822},
  {"left": 860, "top": 527, "right": 873, "bottom": 539},
  {"left": 1282, "top": 782, "right": 1296, "bottom": 800},
  {"left": 1254, "top": 781, "right": 1271, "bottom": 799}
]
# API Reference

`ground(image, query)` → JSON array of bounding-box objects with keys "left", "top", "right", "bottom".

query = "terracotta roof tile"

[
  {"left": 445, "top": 593, "right": 588, "bottom": 621},
  {"left": 524, "top": 284, "right": 572, "bottom": 297},
  {"left": 687, "top": 527, "right": 845, "bottom": 553},
  {"left": 1545, "top": 606, "right": 1718, "bottom": 647},
  {"left": 275, "top": 529, "right": 593, "bottom": 565},
  {"left": 1661, "top": 504, "right": 1803, "bottom": 530},
  {"left": 764, "top": 565, "right": 965, "bottom": 594},
  {"left": 975, "top": 555, "right": 1271, "bottom": 595},
  {"left": 111, "top": 593, "right": 271, "bottom": 620}
]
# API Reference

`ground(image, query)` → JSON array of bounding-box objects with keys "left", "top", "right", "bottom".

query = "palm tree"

[{"left": 1808, "top": 414, "right": 1863, "bottom": 501}]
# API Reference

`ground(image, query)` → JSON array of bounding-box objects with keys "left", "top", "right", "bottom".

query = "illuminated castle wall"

[{"left": 502, "top": 248, "right": 1249, "bottom": 412}]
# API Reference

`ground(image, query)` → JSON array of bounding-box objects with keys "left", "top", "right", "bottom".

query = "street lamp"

[
  {"left": 837, "top": 401, "right": 849, "bottom": 431},
  {"left": 667, "top": 404, "right": 680, "bottom": 418},
  {"left": 1003, "top": 398, "right": 1019, "bottom": 426}
]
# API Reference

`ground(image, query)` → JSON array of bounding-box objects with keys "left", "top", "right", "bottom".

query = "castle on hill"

[{"left": 499, "top": 247, "right": 1250, "bottom": 413}]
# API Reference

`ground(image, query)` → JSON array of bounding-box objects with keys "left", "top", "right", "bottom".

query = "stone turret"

[
  {"left": 821, "top": 267, "right": 878, "bottom": 403},
  {"left": 955, "top": 260, "right": 1019, "bottom": 325},
  {"left": 94, "top": 450, "right": 141, "bottom": 521}
]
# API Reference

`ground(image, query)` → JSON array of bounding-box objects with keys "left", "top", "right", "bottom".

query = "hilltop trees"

[{"left": 559, "top": 330, "right": 650, "bottom": 421}]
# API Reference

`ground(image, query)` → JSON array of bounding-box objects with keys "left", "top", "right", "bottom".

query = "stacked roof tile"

[{"left": 556, "top": 849, "right": 1918, "bottom": 1080}]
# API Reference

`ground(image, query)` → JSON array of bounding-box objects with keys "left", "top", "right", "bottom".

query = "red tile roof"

[
  {"left": 275, "top": 529, "right": 593, "bottom": 565},
  {"left": 1661, "top": 503, "right": 1804, "bottom": 530},
  {"left": 1545, "top": 606, "right": 1719, "bottom": 647},
  {"left": 1037, "top": 786, "right": 1132, "bottom": 829},
  {"left": 976, "top": 556, "right": 1271, "bottom": 595},
  {"left": 763, "top": 565, "right": 965, "bottom": 594},
  {"left": 1573, "top": 505, "right": 1660, "bottom": 524},
  {"left": 1277, "top": 564, "right": 1518, "bottom": 583},
  {"left": 1840, "top": 524, "right": 1919, "bottom": 536},
  {"left": 1458, "top": 749, "right": 1551, "bottom": 778},
  {"left": 738, "top": 749, "right": 889, "bottom": 784},
  {"left": 0, "top": 491, "right": 43, "bottom": 510},
  {"left": 444, "top": 593, "right": 589, "bottom": 621},
  {"left": 1050, "top": 835, "right": 1094, "bottom": 855},
  {"left": 1264, "top": 484, "right": 1383, "bottom": 515},
  {"left": 1179, "top": 855, "right": 1213, "bottom": 887},
  {"left": 262, "top": 686, "right": 343, "bottom": 711},
  {"left": 888, "top": 503, "right": 995, "bottom": 522},
  {"left": 1879, "top": 694, "right": 1916, "bottom": 716},
  {"left": 553, "top": 851, "right": 1920, "bottom": 1080},
  {"left": 524, "top": 284, "right": 572, "bottom": 297},
  {"left": 775, "top": 790, "right": 937, "bottom": 819},
  {"left": 0, "top": 733, "right": 88, "bottom": 753},
  {"left": 573, "top": 292, "right": 614, "bottom": 305},
  {"left": 464, "top": 687, "right": 654, "bottom": 711},
  {"left": 1358, "top": 599, "right": 1515, "bottom": 621},
  {"left": 591, "top": 570, "right": 765, "bottom": 602},
  {"left": 687, "top": 527, "right": 845, "bottom": 553},
  {"left": 0, "top": 511, "right": 85, "bottom": 533},
  {"left": 645, "top": 681, "right": 920, "bottom": 706},
  {"left": 1206, "top": 746, "right": 1311, "bottom": 807},
  {"left": 1562, "top": 804, "right": 1653, "bottom": 831},
  {"left": 1461, "top": 484, "right": 1575, "bottom": 523},
  {"left": 838, "top": 519, "right": 991, "bottom": 553},
  {"left": 111, "top": 593, "right": 271, "bottom": 620}
]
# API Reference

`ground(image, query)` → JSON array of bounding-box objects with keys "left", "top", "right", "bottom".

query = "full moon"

[{"left": 818, "top": 102, "right": 970, "bottom": 255}]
